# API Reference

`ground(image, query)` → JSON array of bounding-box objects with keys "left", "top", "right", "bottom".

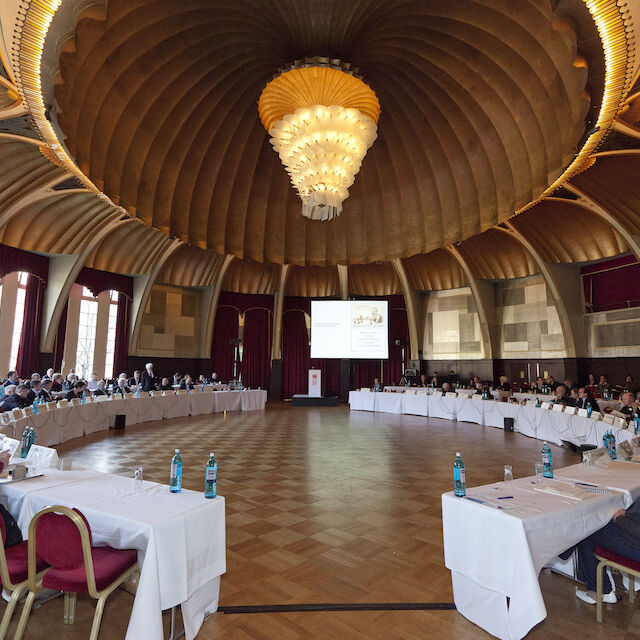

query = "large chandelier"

[{"left": 258, "top": 58, "right": 380, "bottom": 221}]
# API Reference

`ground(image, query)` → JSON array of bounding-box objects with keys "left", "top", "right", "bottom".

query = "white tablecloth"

[
  {"left": 348, "top": 391, "right": 376, "bottom": 411},
  {"left": 401, "top": 393, "right": 430, "bottom": 416},
  {"left": 373, "top": 393, "right": 403, "bottom": 414},
  {"left": 443, "top": 467, "right": 636, "bottom": 639},
  {"left": 4, "top": 470, "right": 225, "bottom": 640}
]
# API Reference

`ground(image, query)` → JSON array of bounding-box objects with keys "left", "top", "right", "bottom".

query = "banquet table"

[
  {"left": 0, "top": 469, "right": 225, "bottom": 640},
  {"left": 442, "top": 463, "right": 640, "bottom": 639},
  {"left": 348, "top": 391, "right": 634, "bottom": 448},
  {"left": 1, "top": 389, "right": 267, "bottom": 447}
]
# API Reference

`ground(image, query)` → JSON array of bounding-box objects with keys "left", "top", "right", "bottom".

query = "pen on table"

[
  {"left": 575, "top": 482, "right": 598, "bottom": 488},
  {"left": 497, "top": 496, "right": 514, "bottom": 499},
  {"left": 465, "top": 496, "right": 504, "bottom": 509}
]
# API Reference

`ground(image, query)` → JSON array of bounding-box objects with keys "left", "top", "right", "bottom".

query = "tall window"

[
  {"left": 9, "top": 272, "right": 28, "bottom": 370},
  {"left": 104, "top": 291, "right": 119, "bottom": 379},
  {"left": 75, "top": 287, "right": 98, "bottom": 379}
]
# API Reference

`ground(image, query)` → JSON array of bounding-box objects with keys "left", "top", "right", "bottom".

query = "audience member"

[
  {"left": 442, "top": 382, "right": 451, "bottom": 393},
  {"left": 65, "top": 381, "right": 85, "bottom": 402},
  {"left": 128, "top": 370, "right": 142, "bottom": 389},
  {"left": 373, "top": 377, "right": 384, "bottom": 392},
  {"left": 595, "top": 375, "right": 610, "bottom": 395},
  {"left": 141, "top": 363, "right": 157, "bottom": 392},
  {"left": 619, "top": 392, "right": 640, "bottom": 424},
  {"left": 418, "top": 373, "right": 428, "bottom": 387},
  {"left": 555, "top": 385, "right": 575, "bottom": 407},
  {"left": 43, "top": 368, "right": 54, "bottom": 379},
  {"left": 180, "top": 374, "right": 195, "bottom": 391},
  {"left": 93, "top": 380, "right": 108, "bottom": 396},
  {"left": 2, "top": 384, "right": 29, "bottom": 410},
  {"left": 51, "top": 373, "right": 64, "bottom": 392},
  {"left": 575, "top": 388, "right": 599, "bottom": 413},
  {"left": 86, "top": 373, "right": 99, "bottom": 391},
  {"left": 158, "top": 377, "right": 173, "bottom": 391},
  {"left": 26, "top": 380, "right": 42, "bottom": 404},
  {"left": 39, "top": 379, "right": 54, "bottom": 403},
  {"left": 3, "top": 371, "right": 18, "bottom": 387},
  {"left": 586, "top": 372, "right": 596, "bottom": 388},
  {"left": 496, "top": 376, "right": 510, "bottom": 392},
  {"left": 115, "top": 378, "right": 131, "bottom": 395}
]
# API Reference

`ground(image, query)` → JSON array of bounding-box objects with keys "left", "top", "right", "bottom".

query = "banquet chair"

[
  {"left": 595, "top": 545, "right": 640, "bottom": 623},
  {"left": 14, "top": 506, "right": 138, "bottom": 640},
  {"left": 0, "top": 516, "right": 48, "bottom": 640}
]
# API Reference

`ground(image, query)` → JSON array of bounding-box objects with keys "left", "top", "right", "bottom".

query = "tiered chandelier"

[{"left": 258, "top": 58, "right": 381, "bottom": 221}]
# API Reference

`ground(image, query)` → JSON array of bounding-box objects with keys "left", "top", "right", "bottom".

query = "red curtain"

[
  {"left": 384, "top": 307, "right": 409, "bottom": 385},
  {"left": 242, "top": 308, "right": 271, "bottom": 389},
  {"left": 113, "top": 295, "right": 130, "bottom": 378},
  {"left": 309, "top": 358, "right": 341, "bottom": 396},
  {"left": 281, "top": 309, "right": 310, "bottom": 398},
  {"left": 0, "top": 244, "right": 48, "bottom": 281},
  {"left": 211, "top": 305, "right": 239, "bottom": 381},
  {"left": 16, "top": 274, "right": 45, "bottom": 377},
  {"left": 581, "top": 255, "right": 640, "bottom": 312},
  {"left": 76, "top": 266, "right": 133, "bottom": 299},
  {"left": 353, "top": 360, "right": 381, "bottom": 389},
  {"left": 53, "top": 302, "right": 67, "bottom": 372}
]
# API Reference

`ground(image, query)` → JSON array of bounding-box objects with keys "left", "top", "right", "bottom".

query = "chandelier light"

[{"left": 259, "top": 58, "right": 380, "bottom": 221}]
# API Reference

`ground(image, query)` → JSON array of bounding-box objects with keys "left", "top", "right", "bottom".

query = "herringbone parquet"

[{"left": 9, "top": 403, "right": 640, "bottom": 639}]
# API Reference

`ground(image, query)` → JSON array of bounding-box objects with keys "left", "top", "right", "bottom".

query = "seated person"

[
  {"left": 43, "top": 368, "right": 54, "bottom": 380},
  {"left": 39, "top": 379, "right": 54, "bottom": 403},
  {"left": 447, "top": 370, "right": 459, "bottom": 387},
  {"left": 547, "top": 376, "right": 560, "bottom": 392},
  {"left": 575, "top": 387, "right": 600, "bottom": 413},
  {"left": 197, "top": 374, "right": 206, "bottom": 386},
  {"left": 65, "top": 381, "right": 85, "bottom": 402},
  {"left": 210, "top": 372, "right": 221, "bottom": 384},
  {"left": 595, "top": 375, "right": 610, "bottom": 395},
  {"left": 3, "top": 371, "right": 18, "bottom": 388},
  {"left": 30, "top": 373, "right": 41, "bottom": 383},
  {"left": 172, "top": 372, "right": 182, "bottom": 386},
  {"left": 51, "top": 373, "right": 64, "bottom": 392},
  {"left": 92, "top": 380, "right": 109, "bottom": 396},
  {"left": 2, "top": 384, "right": 30, "bottom": 410},
  {"left": 471, "top": 375, "right": 482, "bottom": 390},
  {"left": 441, "top": 382, "right": 451, "bottom": 393},
  {"left": 128, "top": 370, "right": 142, "bottom": 389},
  {"left": 496, "top": 375, "right": 511, "bottom": 392},
  {"left": 563, "top": 378, "right": 576, "bottom": 392},
  {"left": 418, "top": 373, "right": 428, "bottom": 387},
  {"left": 572, "top": 500, "right": 640, "bottom": 605},
  {"left": 158, "top": 377, "right": 173, "bottom": 391},
  {"left": 586, "top": 372, "right": 597, "bottom": 388},
  {"left": 619, "top": 392, "right": 640, "bottom": 424},
  {"left": 621, "top": 375, "right": 638, "bottom": 395},
  {"left": 86, "top": 373, "right": 99, "bottom": 391},
  {"left": 533, "top": 376, "right": 544, "bottom": 393},
  {"left": 26, "top": 380, "right": 42, "bottom": 404},
  {"left": 179, "top": 375, "right": 195, "bottom": 390},
  {"left": 114, "top": 378, "right": 131, "bottom": 395},
  {"left": 63, "top": 373, "right": 77, "bottom": 391},
  {"left": 373, "top": 377, "right": 384, "bottom": 392},
  {"left": 555, "top": 385, "right": 575, "bottom": 406}
]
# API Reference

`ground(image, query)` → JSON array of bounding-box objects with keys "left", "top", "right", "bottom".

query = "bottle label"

[
  {"left": 206, "top": 468, "right": 217, "bottom": 482},
  {"left": 454, "top": 468, "right": 465, "bottom": 484},
  {"left": 542, "top": 453, "right": 551, "bottom": 466},
  {"left": 170, "top": 462, "right": 180, "bottom": 478}
]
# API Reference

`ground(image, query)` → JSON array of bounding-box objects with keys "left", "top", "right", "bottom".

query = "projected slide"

[{"left": 310, "top": 300, "right": 389, "bottom": 359}]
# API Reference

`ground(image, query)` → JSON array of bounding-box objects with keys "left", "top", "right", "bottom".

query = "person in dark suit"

[
  {"left": 3, "top": 371, "right": 18, "bottom": 387},
  {"left": 2, "top": 384, "right": 29, "bottom": 410},
  {"left": 555, "top": 385, "right": 575, "bottom": 407},
  {"left": 65, "top": 381, "right": 85, "bottom": 402},
  {"left": 620, "top": 392, "right": 640, "bottom": 424},
  {"left": 179, "top": 375, "right": 194, "bottom": 390},
  {"left": 575, "top": 388, "right": 599, "bottom": 413},
  {"left": 158, "top": 377, "right": 173, "bottom": 391},
  {"left": 373, "top": 377, "right": 384, "bottom": 392},
  {"left": 114, "top": 378, "right": 131, "bottom": 396},
  {"left": 141, "top": 363, "right": 157, "bottom": 392},
  {"left": 128, "top": 371, "right": 142, "bottom": 389},
  {"left": 26, "top": 380, "right": 42, "bottom": 404},
  {"left": 39, "top": 379, "right": 54, "bottom": 403}
]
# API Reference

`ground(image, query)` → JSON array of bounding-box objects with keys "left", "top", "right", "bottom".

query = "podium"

[
  {"left": 291, "top": 369, "right": 338, "bottom": 406},
  {"left": 308, "top": 369, "right": 321, "bottom": 397}
]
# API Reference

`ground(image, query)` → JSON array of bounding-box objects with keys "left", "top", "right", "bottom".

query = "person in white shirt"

[{"left": 86, "top": 373, "right": 99, "bottom": 391}]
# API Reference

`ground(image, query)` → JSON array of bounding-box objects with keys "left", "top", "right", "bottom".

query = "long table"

[
  {"left": 0, "top": 389, "right": 267, "bottom": 447},
  {"left": 442, "top": 461, "right": 640, "bottom": 639},
  {"left": 348, "top": 391, "right": 634, "bottom": 448},
  {"left": 0, "top": 468, "right": 225, "bottom": 640}
]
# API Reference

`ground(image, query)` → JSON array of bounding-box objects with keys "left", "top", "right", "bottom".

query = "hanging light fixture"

[{"left": 258, "top": 58, "right": 380, "bottom": 221}]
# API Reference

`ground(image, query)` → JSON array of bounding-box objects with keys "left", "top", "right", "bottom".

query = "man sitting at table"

[
  {"left": 65, "top": 381, "right": 85, "bottom": 402},
  {"left": 158, "top": 377, "right": 173, "bottom": 391},
  {"left": 26, "top": 379, "right": 42, "bottom": 404},
  {"left": 180, "top": 375, "right": 195, "bottom": 390},
  {"left": 442, "top": 382, "right": 451, "bottom": 393},
  {"left": 3, "top": 371, "right": 18, "bottom": 387},
  {"left": 93, "top": 380, "right": 109, "bottom": 396},
  {"left": 114, "top": 377, "right": 131, "bottom": 395},
  {"left": 555, "top": 385, "right": 575, "bottom": 407},
  {"left": 373, "top": 377, "right": 384, "bottom": 392},
  {"left": 619, "top": 392, "right": 640, "bottom": 424},
  {"left": 42, "top": 368, "right": 54, "bottom": 380},
  {"left": 39, "top": 378, "right": 54, "bottom": 403},
  {"left": 128, "top": 370, "right": 142, "bottom": 390},
  {"left": 2, "top": 384, "right": 30, "bottom": 410},
  {"left": 573, "top": 500, "right": 640, "bottom": 605},
  {"left": 51, "top": 373, "right": 64, "bottom": 392},
  {"left": 575, "top": 387, "right": 599, "bottom": 413},
  {"left": 417, "top": 373, "right": 429, "bottom": 387},
  {"left": 210, "top": 372, "right": 220, "bottom": 384},
  {"left": 496, "top": 376, "right": 511, "bottom": 392},
  {"left": 596, "top": 375, "right": 610, "bottom": 395}
]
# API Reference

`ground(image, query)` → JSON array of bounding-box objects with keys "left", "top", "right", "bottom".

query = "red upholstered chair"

[
  {"left": 14, "top": 506, "right": 138, "bottom": 640},
  {"left": 0, "top": 516, "right": 48, "bottom": 640},
  {"left": 594, "top": 545, "right": 640, "bottom": 623}
]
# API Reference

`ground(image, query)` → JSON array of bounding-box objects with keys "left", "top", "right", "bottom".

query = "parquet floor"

[{"left": 9, "top": 403, "right": 640, "bottom": 639}]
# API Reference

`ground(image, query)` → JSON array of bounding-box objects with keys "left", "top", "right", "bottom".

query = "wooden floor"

[{"left": 9, "top": 403, "right": 640, "bottom": 639}]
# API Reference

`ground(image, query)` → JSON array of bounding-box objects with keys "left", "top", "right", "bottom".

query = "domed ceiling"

[{"left": 52, "top": 0, "right": 594, "bottom": 266}]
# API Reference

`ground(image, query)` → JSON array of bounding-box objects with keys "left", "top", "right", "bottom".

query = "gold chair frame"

[
  {"left": 595, "top": 552, "right": 640, "bottom": 623},
  {"left": 14, "top": 505, "right": 138, "bottom": 640}
]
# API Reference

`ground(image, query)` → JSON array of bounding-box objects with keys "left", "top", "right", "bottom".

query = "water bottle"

[
  {"left": 587, "top": 405, "right": 593, "bottom": 418},
  {"left": 482, "top": 388, "right": 489, "bottom": 400},
  {"left": 609, "top": 431, "right": 617, "bottom": 460},
  {"left": 0, "top": 386, "right": 4, "bottom": 400},
  {"left": 634, "top": 416, "right": 640, "bottom": 436},
  {"left": 535, "top": 397, "right": 541, "bottom": 408},
  {"left": 135, "top": 389, "right": 140, "bottom": 399},
  {"left": 603, "top": 388, "right": 610, "bottom": 401},
  {"left": 169, "top": 449, "right": 183, "bottom": 493},
  {"left": 81, "top": 391, "right": 86, "bottom": 405},
  {"left": 453, "top": 452, "right": 466, "bottom": 497},
  {"left": 542, "top": 441, "right": 553, "bottom": 478},
  {"left": 20, "top": 425, "right": 30, "bottom": 458},
  {"left": 204, "top": 452, "right": 218, "bottom": 499},
  {"left": 29, "top": 427, "right": 36, "bottom": 448},
  {"left": 32, "top": 399, "right": 38, "bottom": 415}
]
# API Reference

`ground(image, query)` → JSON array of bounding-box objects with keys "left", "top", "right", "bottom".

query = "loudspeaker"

[
  {"left": 113, "top": 414, "right": 126, "bottom": 430},
  {"left": 504, "top": 418, "right": 514, "bottom": 432}
]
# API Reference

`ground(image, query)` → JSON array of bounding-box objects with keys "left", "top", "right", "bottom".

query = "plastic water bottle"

[
  {"left": 607, "top": 431, "right": 617, "bottom": 460},
  {"left": 587, "top": 405, "right": 593, "bottom": 418},
  {"left": 170, "top": 449, "right": 183, "bottom": 493},
  {"left": 135, "top": 389, "right": 140, "bottom": 399},
  {"left": 453, "top": 452, "right": 466, "bottom": 497},
  {"left": 535, "top": 397, "right": 541, "bottom": 408},
  {"left": 32, "top": 399, "right": 38, "bottom": 415},
  {"left": 542, "top": 441, "right": 553, "bottom": 478},
  {"left": 29, "top": 427, "right": 36, "bottom": 449},
  {"left": 482, "top": 388, "right": 489, "bottom": 400},
  {"left": 81, "top": 391, "right": 86, "bottom": 405},
  {"left": 634, "top": 417, "right": 640, "bottom": 436},
  {"left": 204, "top": 452, "right": 217, "bottom": 499},
  {"left": 20, "top": 426, "right": 30, "bottom": 458}
]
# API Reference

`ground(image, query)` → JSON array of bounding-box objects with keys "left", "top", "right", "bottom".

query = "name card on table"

[
  {"left": 11, "top": 408, "right": 23, "bottom": 420},
  {"left": 22, "top": 406, "right": 34, "bottom": 417},
  {"left": 564, "top": 406, "right": 576, "bottom": 415},
  {"left": 552, "top": 404, "right": 564, "bottom": 412},
  {"left": 0, "top": 437, "right": 20, "bottom": 457},
  {"left": 25, "top": 444, "right": 58, "bottom": 468},
  {"left": 69, "top": 398, "right": 80, "bottom": 407},
  {"left": 150, "top": 391, "right": 162, "bottom": 398},
  {"left": 124, "top": 392, "right": 134, "bottom": 399},
  {"left": 540, "top": 402, "right": 551, "bottom": 410},
  {"left": 57, "top": 399, "right": 69, "bottom": 408},
  {"left": 445, "top": 392, "right": 458, "bottom": 398},
  {"left": 577, "top": 408, "right": 589, "bottom": 418},
  {"left": 591, "top": 411, "right": 602, "bottom": 422},
  {"left": 433, "top": 391, "right": 444, "bottom": 397},
  {"left": 360, "top": 388, "right": 370, "bottom": 392},
  {"left": 95, "top": 395, "right": 109, "bottom": 402},
  {"left": 603, "top": 414, "right": 615, "bottom": 425},
  {"left": 613, "top": 416, "right": 627, "bottom": 430},
  {"left": 526, "top": 400, "right": 536, "bottom": 407},
  {"left": 176, "top": 389, "right": 188, "bottom": 395}
]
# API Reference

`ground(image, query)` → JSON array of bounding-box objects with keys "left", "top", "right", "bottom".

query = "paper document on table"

[
  {"left": 534, "top": 481, "right": 592, "bottom": 500},
  {"left": 609, "top": 460, "right": 640, "bottom": 470}
]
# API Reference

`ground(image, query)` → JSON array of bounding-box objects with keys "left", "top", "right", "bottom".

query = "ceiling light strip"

[{"left": 514, "top": 0, "right": 635, "bottom": 214}]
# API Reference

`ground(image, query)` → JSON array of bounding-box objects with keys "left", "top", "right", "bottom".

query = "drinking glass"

[
  {"left": 504, "top": 465, "right": 513, "bottom": 482},
  {"left": 534, "top": 464, "right": 544, "bottom": 484},
  {"left": 134, "top": 466, "right": 144, "bottom": 486}
]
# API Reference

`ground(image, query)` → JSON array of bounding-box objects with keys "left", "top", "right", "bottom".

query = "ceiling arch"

[{"left": 403, "top": 249, "right": 467, "bottom": 291}]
